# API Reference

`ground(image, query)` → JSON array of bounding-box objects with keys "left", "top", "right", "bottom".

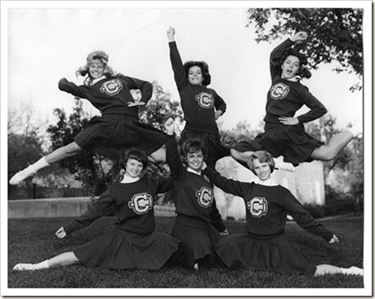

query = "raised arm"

[
  {"left": 58, "top": 78, "right": 87, "bottom": 99},
  {"left": 269, "top": 31, "right": 308, "bottom": 81},
  {"left": 167, "top": 27, "right": 188, "bottom": 90}
]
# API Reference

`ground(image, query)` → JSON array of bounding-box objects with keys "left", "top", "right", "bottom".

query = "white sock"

[
  {"left": 29, "top": 157, "right": 50, "bottom": 172},
  {"left": 34, "top": 260, "right": 50, "bottom": 270},
  {"left": 347, "top": 119, "right": 363, "bottom": 137},
  {"left": 341, "top": 266, "right": 363, "bottom": 276}
]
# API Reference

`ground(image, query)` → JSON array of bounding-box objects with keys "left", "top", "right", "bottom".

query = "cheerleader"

[
  {"left": 166, "top": 27, "right": 230, "bottom": 168},
  {"left": 164, "top": 118, "right": 228, "bottom": 271},
  {"left": 10, "top": 50, "right": 167, "bottom": 185},
  {"left": 201, "top": 151, "right": 363, "bottom": 276},
  {"left": 13, "top": 149, "right": 181, "bottom": 271},
  {"left": 230, "top": 32, "right": 362, "bottom": 171}
]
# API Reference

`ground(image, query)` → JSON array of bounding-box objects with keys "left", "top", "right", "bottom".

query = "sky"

[
  {"left": 1, "top": 1, "right": 373, "bottom": 297},
  {"left": 3, "top": 1, "right": 371, "bottom": 134}
]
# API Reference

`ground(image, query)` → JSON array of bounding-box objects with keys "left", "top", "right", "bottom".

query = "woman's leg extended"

[
  {"left": 310, "top": 131, "right": 354, "bottom": 161},
  {"left": 13, "top": 252, "right": 80, "bottom": 271},
  {"left": 9, "top": 142, "right": 83, "bottom": 185},
  {"left": 230, "top": 148, "right": 253, "bottom": 164}
]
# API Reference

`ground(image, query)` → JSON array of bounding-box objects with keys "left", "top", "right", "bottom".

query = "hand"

[
  {"left": 55, "top": 227, "right": 67, "bottom": 239},
  {"left": 220, "top": 229, "right": 229, "bottom": 236},
  {"left": 279, "top": 116, "right": 299, "bottom": 125},
  {"left": 127, "top": 102, "right": 145, "bottom": 107},
  {"left": 167, "top": 27, "right": 175, "bottom": 42},
  {"left": 164, "top": 117, "right": 175, "bottom": 135},
  {"left": 329, "top": 234, "right": 339, "bottom": 243},
  {"left": 214, "top": 110, "right": 222, "bottom": 120},
  {"left": 291, "top": 31, "right": 308, "bottom": 42}
]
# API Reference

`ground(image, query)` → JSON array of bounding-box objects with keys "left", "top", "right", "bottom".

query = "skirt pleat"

[
  {"left": 171, "top": 223, "right": 219, "bottom": 270},
  {"left": 73, "top": 229, "right": 181, "bottom": 271},
  {"left": 74, "top": 115, "right": 167, "bottom": 160},
  {"left": 214, "top": 234, "right": 317, "bottom": 276}
]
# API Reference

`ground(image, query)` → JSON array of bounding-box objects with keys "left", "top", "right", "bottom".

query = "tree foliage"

[{"left": 246, "top": 8, "right": 363, "bottom": 91}]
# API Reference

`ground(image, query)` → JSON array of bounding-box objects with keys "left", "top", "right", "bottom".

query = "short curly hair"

[
  {"left": 272, "top": 48, "right": 312, "bottom": 79},
  {"left": 247, "top": 151, "right": 275, "bottom": 174},
  {"left": 180, "top": 138, "right": 207, "bottom": 167},
  {"left": 122, "top": 148, "right": 148, "bottom": 170},
  {"left": 183, "top": 60, "right": 211, "bottom": 86},
  {"left": 75, "top": 50, "right": 117, "bottom": 85}
]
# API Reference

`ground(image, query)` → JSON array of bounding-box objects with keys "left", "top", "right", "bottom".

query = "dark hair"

[
  {"left": 247, "top": 151, "right": 275, "bottom": 174},
  {"left": 183, "top": 61, "right": 211, "bottom": 86},
  {"left": 272, "top": 48, "right": 311, "bottom": 80},
  {"left": 181, "top": 138, "right": 207, "bottom": 167},
  {"left": 122, "top": 148, "right": 148, "bottom": 169}
]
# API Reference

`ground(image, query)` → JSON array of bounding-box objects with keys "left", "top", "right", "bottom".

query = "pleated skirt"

[
  {"left": 214, "top": 234, "right": 317, "bottom": 276},
  {"left": 73, "top": 228, "right": 181, "bottom": 271},
  {"left": 171, "top": 222, "right": 220, "bottom": 270},
  {"left": 232, "top": 122, "right": 323, "bottom": 166},
  {"left": 74, "top": 114, "right": 167, "bottom": 160}
]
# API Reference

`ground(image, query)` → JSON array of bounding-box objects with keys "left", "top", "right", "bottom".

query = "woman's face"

[
  {"left": 89, "top": 59, "right": 105, "bottom": 79},
  {"left": 188, "top": 66, "right": 204, "bottom": 85},
  {"left": 125, "top": 158, "right": 144, "bottom": 178},
  {"left": 281, "top": 55, "right": 300, "bottom": 80},
  {"left": 186, "top": 150, "right": 204, "bottom": 171},
  {"left": 252, "top": 159, "right": 272, "bottom": 181}
]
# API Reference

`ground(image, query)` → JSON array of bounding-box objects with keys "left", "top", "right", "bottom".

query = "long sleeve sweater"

[
  {"left": 58, "top": 74, "right": 153, "bottom": 117},
  {"left": 203, "top": 167, "right": 333, "bottom": 241},
  {"left": 169, "top": 41, "right": 226, "bottom": 134},
  {"left": 63, "top": 176, "right": 174, "bottom": 236},
  {"left": 264, "top": 38, "right": 327, "bottom": 124},
  {"left": 166, "top": 134, "right": 226, "bottom": 232}
]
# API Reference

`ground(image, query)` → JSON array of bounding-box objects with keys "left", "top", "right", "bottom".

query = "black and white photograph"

[{"left": 1, "top": 0, "right": 372, "bottom": 297}]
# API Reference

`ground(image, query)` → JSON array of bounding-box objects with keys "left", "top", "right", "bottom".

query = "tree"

[{"left": 246, "top": 8, "right": 363, "bottom": 91}]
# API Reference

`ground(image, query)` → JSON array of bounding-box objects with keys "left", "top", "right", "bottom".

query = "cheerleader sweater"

[
  {"left": 169, "top": 41, "right": 227, "bottom": 134},
  {"left": 58, "top": 74, "right": 153, "bottom": 117},
  {"left": 264, "top": 38, "right": 327, "bottom": 124},
  {"left": 166, "top": 135, "right": 226, "bottom": 232},
  {"left": 203, "top": 167, "right": 333, "bottom": 241},
  {"left": 63, "top": 176, "right": 174, "bottom": 236}
]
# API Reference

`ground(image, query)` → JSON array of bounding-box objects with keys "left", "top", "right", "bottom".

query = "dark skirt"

[
  {"left": 181, "top": 129, "right": 230, "bottom": 168},
  {"left": 74, "top": 114, "right": 167, "bottom": 160},
  {"left": 73, "top": 228, "right": 181, "bottom": 271},
  {"left": 170, "top": 222, "right": 220, "bottom": 270},
  {"left": 214, "top": 234, "right": 317, "bottom": 276},
  {"left": 232, "top": 122, "right": 324, "bottom": 166}
]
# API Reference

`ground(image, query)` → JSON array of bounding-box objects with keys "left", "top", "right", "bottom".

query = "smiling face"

[
  {"left": 281, "top": 55, "right": 300, "bottom": 80},
  {"left": 124, "top": 158, "right": 144, "bottom": 179},
  {"left": 188, "top": 66, "right": 204, "bottom": 85},
  {"left": 252, "top": 159, "right": 272, "bottom": 181},
  {"left": 88, "top": 59, "right": 105, "bottom": 79},
  {"left": 186, "top": 150, "right": 204, "bottom": 171}
]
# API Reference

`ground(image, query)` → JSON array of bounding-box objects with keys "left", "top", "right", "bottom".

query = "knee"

[
  {"left": 65, "top": 142, "right": 81, "bottom": 155},
  {"left": 230, "top": 148, "right": 240, "bottom": 160}
]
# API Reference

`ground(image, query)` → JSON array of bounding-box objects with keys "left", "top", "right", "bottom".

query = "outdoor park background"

[{"left": 2, "top": 1, "right": 372, "bottom": 296}]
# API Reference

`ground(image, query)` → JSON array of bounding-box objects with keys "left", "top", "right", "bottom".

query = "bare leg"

[
  {"left": 310, "top": 131, "right": 354, "bottom": 161},
  {"left": 9, "top": 142, "right": 83, "bottom": 185},
  {"left": 45, "top": 142, "right": 83, "bottom": 164},
  {"left": 13, "top": 252, "right": 80, "bottom": 271}
]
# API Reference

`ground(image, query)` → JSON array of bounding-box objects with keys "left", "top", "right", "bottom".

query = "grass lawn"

[{"left": 7, "top": 214, "right": 364, "bottom": 293}]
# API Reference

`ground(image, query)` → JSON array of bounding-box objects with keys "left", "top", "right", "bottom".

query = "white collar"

[
  {"left": 90, "top": 75, "right": 106, "bottom": 85},
  {"left": 187, "top": 167, "right": 202, "bottom": 176},
  {"left": 254, "top": 177, "right": 278, "bottom": 186},
  {"left": 121, "top": 173, "right": 140, "bottom": 184}
]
